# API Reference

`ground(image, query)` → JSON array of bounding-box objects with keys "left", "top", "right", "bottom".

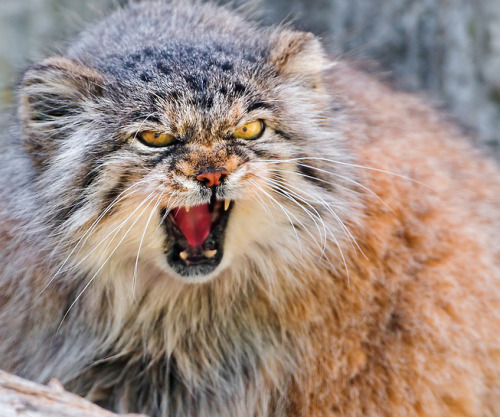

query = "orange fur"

[{"left": 285, "top": 64, "right": 500, "bottom": 416}]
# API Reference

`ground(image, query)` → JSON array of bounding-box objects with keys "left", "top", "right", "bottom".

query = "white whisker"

[
  {"left": 39, "top": 180, "right": 150, "bottom": 297},
  {"left": 260, "top": 176, "right": 328, "bottom": 256},
  {"left": 57, "top": 193, "right": 158, "bottom": 330},
  {"left": 261, "top": 156, "right": 434, "bottom": 189},
  {"left": 267, "top": 165, "right": 394, "bottom": 214},
  {"left": 258, "top": 176, "right": 351, "bottom": 279},
  {"left": 248, "top": 179, "right": 302, "bottom": 253},
  {"left": 250, "top": 170, "right": 352, "bottom": 282},
  {"left": 61, "top": 189, "right": 159, "bottom": 275},
  {"left": 264, "top": 169, "right": 367, "bottom": 260},
  {"left": 133, "top": 192, "right": 165, "bottom": 299}
]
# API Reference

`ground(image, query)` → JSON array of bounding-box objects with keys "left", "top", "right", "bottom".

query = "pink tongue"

[{"left": 173, "top": 204, "right": 212, "bottom": 247}]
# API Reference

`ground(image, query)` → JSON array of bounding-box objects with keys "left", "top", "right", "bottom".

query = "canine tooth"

[
  {"left": 179, "top": 251, "right": 188, "bottom": 261},
  {"left": 185, "top": 206, "right": 190, "bottom": 213},
  {"left": 224, "top": 199, "right": 230, "bottom": 211},
  {"left": 203, "top": 249, "right": 217, "bottom": 258}
]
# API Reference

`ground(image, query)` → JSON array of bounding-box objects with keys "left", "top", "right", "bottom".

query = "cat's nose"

[{"left": 196, "top": 168, "right": 228, "bottom": 187}]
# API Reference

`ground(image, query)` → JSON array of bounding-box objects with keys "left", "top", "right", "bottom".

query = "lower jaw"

[{"left": 166, "top": 243, "right": 224, "bottom": 279}]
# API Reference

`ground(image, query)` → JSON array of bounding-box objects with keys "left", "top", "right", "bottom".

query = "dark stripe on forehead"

[
  {"left": 246, "top": 101, "right": 272, "bottom": 113},
  {"left": 233, "top": 82, "right": 247, "bottom": 95},
  {"left": 129, "top": 110, "right": 162, "bottom": 125}
]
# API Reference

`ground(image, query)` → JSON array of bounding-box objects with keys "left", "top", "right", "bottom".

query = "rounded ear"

[
  {"left": 269, "top": 30, "right": 331, "bottom": 88},
  {"left": 19, "top": 57, "right": 104, "bottom": 167}
]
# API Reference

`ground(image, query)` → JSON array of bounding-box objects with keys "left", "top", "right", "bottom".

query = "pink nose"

[{"left": 196, "top": 169, "right": 228, "bottom": 187}]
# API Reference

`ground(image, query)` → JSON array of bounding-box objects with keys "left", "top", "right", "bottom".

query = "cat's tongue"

[{"left": 172, "top": 204, "right": 211, "bottom": 247}]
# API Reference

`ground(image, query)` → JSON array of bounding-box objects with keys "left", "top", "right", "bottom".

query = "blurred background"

[{"left": 1, "top": 0, "right": 500, "bottom": 157}]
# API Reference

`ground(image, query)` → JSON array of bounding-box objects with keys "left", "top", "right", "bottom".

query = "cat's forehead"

[
  {"left": 100, "top": 42, "right": 274, "bottom": 135},
  {"left": 100, "top": 40, "right": 266, "bottom": 83}
]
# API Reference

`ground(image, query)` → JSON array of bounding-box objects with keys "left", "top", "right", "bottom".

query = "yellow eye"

[
  {"left": 138, "top": 131, "right": 175, "bottom": 147},
  {"left": 232, "top": 120, "right": 265, "bottom": 140}
]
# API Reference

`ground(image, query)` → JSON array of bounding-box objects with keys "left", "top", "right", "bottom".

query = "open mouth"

[{"left": 161, "top": 198, "right": 233, "bottom": 278}]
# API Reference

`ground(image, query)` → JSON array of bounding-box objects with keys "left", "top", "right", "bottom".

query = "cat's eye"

[
  {"left": 232, "top": 120, "right": 265, "bottom": 140},
  {"left": 138, "top": 131, "right": 175, "bottom": 147}
]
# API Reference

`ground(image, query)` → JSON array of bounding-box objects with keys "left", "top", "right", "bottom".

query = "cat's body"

[{"left": 1, "top": 1, "right": 500, "bottom": 416}]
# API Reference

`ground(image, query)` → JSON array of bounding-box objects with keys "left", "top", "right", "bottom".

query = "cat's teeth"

[
  {"left": 179, "top": 251, "right": 188, "bottom": 261},
  {"left": 184, "top": 206, "right": 190, "bottom": 213},
  {"left": 224, "top": 199, "right": 230, "bottom": 211},
  {"left": 203, "top": 249, "right": 217, "bottom": 258}
]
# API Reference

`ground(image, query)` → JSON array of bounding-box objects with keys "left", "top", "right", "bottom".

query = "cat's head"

[{"left": 18, "top": 1, "right": 355, "bottom": 284}]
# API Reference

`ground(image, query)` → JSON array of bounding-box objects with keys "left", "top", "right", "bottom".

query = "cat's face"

[{"left": 19, "top": 4, "right": 354, "bottom": 284}]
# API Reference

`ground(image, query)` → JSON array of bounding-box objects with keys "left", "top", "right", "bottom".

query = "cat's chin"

[{"left": 164, "top": 265, "right": 227, "bottom": 285}]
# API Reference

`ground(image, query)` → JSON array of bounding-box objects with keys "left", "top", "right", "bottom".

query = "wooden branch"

[{"left": 0, "top": 370, "right": 148, "bottom": 417}]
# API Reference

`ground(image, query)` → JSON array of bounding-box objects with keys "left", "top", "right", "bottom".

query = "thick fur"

[{"left": 1, "top": 1, "right": 500, "bottom": 416}]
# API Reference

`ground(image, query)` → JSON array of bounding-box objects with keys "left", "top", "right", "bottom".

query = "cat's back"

[{"left": 290, "top": 63, "right": 500, "bottom": 416}]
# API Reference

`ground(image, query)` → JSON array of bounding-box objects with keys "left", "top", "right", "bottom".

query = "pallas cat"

[{"left": 0, "top": 1, "right": 500, "bottom": 416}]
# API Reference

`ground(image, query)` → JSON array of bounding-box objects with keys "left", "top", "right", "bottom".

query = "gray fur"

[{"left": 0, "top": 1, "right": 357, "bottom": 416}]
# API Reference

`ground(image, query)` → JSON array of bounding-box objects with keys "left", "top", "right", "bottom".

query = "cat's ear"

[
  {"left": 269, "top": 30, "right": 330, "bottom": 88},
  {"left": 19, "top": 57, "right": 104, "bottom": 166}
]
